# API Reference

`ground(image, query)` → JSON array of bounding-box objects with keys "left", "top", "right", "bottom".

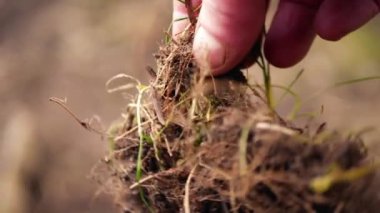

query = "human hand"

[{"left": 173, "top": 0, "right": 380, "bottom": 75}]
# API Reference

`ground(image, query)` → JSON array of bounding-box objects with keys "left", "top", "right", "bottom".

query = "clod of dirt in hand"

[{"left": 93, "top": 28, "right": 379, "bottom": 213}]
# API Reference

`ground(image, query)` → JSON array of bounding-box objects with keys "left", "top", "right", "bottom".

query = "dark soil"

[{"left": 96, "top": 28, "right": 378, "bottom": 213}]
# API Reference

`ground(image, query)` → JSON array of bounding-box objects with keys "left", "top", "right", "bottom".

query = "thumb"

[{"left": 193, "top": 0, "right": 267, "bottom": 75}]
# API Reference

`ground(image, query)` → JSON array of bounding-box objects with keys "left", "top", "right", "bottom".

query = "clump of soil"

[{"left": 98, "top": 29, "right": 378, "bottom": 213}]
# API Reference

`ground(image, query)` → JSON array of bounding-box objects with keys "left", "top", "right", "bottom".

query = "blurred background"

[{"left": 0, "top": 1, "right": 378, "bottom": 213}]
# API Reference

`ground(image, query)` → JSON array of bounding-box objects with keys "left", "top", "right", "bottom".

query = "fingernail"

[{"left": 193, "top": 26, "right": 226, "bottom": 73}]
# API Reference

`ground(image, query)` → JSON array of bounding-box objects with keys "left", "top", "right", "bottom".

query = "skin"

[{"left": 173, "top": 0, "right": 380, "bottom": 76}]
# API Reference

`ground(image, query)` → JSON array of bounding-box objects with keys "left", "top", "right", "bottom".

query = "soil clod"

[{"left": 97, "top": 28, "right": 378, "bottom": 213}]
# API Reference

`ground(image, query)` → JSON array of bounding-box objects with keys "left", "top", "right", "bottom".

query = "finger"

[
  {"left": 193, "top": 0, "right": 267, "bottom": 75},
  {"left": 264, "top": 0, "right": 322, "bottom": 68},
  {"left": 315, "top": 0, "right": 380, "bottom": 41},
  {"left": 172, "top": 0, "right": 202, "bottom": 36}
]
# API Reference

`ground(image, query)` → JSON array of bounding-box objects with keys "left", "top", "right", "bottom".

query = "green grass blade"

[
  {"left": 332, "top": 76, "right": 380, "bottom": 87},
  {"left": 311, "top": 162, "right": 380, "bottom": 193},
  {"left": 165, "top": 17, "right": 189, "bottom": 44},
  {"left": 304, "top": 75, "right": 380, "bottom": 104},
  {"left": 135, "top": 86, "right": 149, "bottom": 180},
  {"left": 277, "top": 69, "right": 304, "bottom": 104},
  {"left": 272, "top": 85, "right": 302, "bottom": 120},
  {"left": 239, "top": 121, "right": 253, "bottom": 176}
]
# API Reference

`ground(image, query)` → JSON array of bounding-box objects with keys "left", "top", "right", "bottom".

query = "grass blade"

[{"left": 277, "top": 69, "right": 304, "bottom": 104}]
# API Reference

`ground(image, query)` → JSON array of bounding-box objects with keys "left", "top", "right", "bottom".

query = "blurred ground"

[
  {"left": 0, "top": 1, "right": 378, "bottom": 213},
  {"left": 0, "top": 0, "right": 171, "bottom": 212}
]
